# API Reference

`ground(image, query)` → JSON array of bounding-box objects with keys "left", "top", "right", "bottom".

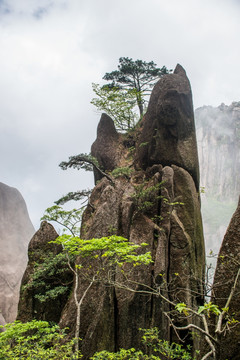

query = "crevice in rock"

[{"left": 113, "top": 288, "right": 119, "bottom": 352}]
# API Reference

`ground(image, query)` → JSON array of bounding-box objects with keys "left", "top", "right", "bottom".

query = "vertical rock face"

[
  {"left": 0, "top": 182, "right": 34, "bottom": 323},
  {"left": 58, "top": 65, "right": 205, "bottom": 358},
  {"left": 212, "top": 198, "right": 240, "bottom": 360},
  {"left": 136, "top": 64, "right": 199, "bottom": 189}
]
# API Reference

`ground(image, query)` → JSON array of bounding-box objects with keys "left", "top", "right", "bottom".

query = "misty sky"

[{"left": 0, "top": 0, "right": 239, "bottom": 228}]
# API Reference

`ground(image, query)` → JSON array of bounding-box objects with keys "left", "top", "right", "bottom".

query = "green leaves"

[
  {"left": 175, "top": 302, "right": 189, "bottom": 316},
  {"left": 91, "top": 83, "right": 138, "bottom": 131},
  {"left": 0, "top": 320, "right": 81, "bottom": 359},
  {"left": 59, "top": 153, "right": 99, "bottom": 172},
  {"left": 41, "top": 205, "right": 83, "bottom": 236},
  {"left": 102, "top": 57, "right": 172, "bottom": 117},
  {"left": 91, "top": 327, "right": 194, "bottom": 360},
  {"left": 52, "top": 235, "right": 152, "bottom": 267},
  {"left": 197, "top": 302, "right": 221, "bottom": 317}
]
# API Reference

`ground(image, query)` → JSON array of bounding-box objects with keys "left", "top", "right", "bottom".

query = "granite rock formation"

[
  {"left": 18, "top": 221, "right": 73, "bottom": 323},
  {"left": 211, "top": 198, "right": 240, "bottom": 360},
  {"left": 56, "top": 64, "right": 205, "bottom": 358},
  {"left": 0, "top": 182, "right": 34, "bottom": 324},
  {"left": 136, "top": 64, "right": 200, "bottom": 189}
]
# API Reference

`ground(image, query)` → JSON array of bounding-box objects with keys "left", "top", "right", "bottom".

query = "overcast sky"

[{"left": 0, "top": 0, "right": 239, "bottom": 229}]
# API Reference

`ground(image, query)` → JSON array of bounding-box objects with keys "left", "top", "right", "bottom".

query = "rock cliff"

[
  {"left": 56, "top": 64, "right": 205, "bottom": 357},
  {"left": 0, "top": 182, "right": 34, "bottom": 324},
  {"left": 211, "top": 197, "right": 240, "bottom": 360},
  {"left": 17, "top": 221, "right": 74, "bottom": 323}
]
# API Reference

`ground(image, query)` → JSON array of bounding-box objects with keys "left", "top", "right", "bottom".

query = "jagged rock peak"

[
  {"left": 96, "top": 113, "right": 118, "bottom": 138},
  {"left": 136, "top": 64, "right": 200, "bottom": 190},
  {"left": 91, "top": 113, "right": 121, "bottom": 182},
  {"left": 28, "top": 221, "right": 58, "bottom": 253},
  {"left": 173, "top": 63, "right": 186, "bottom": 76}
]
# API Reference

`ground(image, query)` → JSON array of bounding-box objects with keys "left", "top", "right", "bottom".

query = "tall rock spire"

[{"left": 56, "top": 64, "right": 205, "bottom": 358}]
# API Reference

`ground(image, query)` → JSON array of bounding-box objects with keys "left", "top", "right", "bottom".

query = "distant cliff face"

[
  {"left": 195, "top": 102, "right": 240, "bottom": 254},
  {"left": 0, "top": 182, "right": 34, "bottom": 324},
  {"left": 196, "top": 102, "right": 240, "bottom": 200},
  {"left": 57, "top": 65, "right": 205, "bottom": 358}
]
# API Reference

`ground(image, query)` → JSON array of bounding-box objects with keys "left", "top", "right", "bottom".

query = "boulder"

[{"left": 0, "top": 182, "right": 34, "bottom": 322}]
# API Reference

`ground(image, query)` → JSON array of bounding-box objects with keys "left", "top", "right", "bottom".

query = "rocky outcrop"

[
  {"left": 91, "top": 113, "right": 121, "bottom": 182},
  {"left": 57, "top": 65, "right": 205, "bottom": 358},
  {"left": 18, "top": 221, "right": 73, "bottom": 323},
  {"left": 211, "top": 198, "right": 240, "bottom": 360},
  {"left": 0, "top": 182, "right": 34, "bottom": 323},
  {"left": 136, "top": 64, "right": 199, "bottom": 190}
]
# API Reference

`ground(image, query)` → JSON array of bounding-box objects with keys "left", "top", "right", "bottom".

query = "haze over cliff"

[{"left": 195, "top": 102, "right": 240, "bottom": 255}]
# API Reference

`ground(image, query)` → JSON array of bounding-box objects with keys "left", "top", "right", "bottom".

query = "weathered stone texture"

[
  {"left": 18, "top": 221, "right": 73, "bottom": 323},
  {"left": 91, "top": 113, "right": 121, "bottom": 182},
  {"left": 212, "top": 198, "right": 240, "bottom": 360},
  {"left": 136, "top": 64, "right": 199, "bottom": 189},
  {"left": 18, "top": 65, "right": 205, "bottom": 359},
  {"left": 58, "top": 65, "right": 205, "bottom": 358},
  {"left": 0, "top": 182, "right": 34, "bottom": 323}
]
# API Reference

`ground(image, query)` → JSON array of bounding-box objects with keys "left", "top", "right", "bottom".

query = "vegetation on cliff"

[{"left": 15, "top": 63, "right": 240, "bottom": 360}]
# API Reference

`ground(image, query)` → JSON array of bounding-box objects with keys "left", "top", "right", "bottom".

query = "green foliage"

[
  {"left": 91, "top": 327, "right": 194, "bottom": 360},
  {"left": 59, "top": 152, "right": 113, "bottom": 184},
  {"left": 0, "top": 320, "right": 81, "bottom": 359},
  {"left": 111, "top": 167, "right": 134, "bottom": 179},
  {"left": 51, "top": 235, "right": 152, "bottom": 268},
  {"left": 91, "top": 83, "right": 138, "bottom": 131},
  {"left": 22, "top": 251, "right": 74, "bottom": 303},
  {"left": 59, "top": 153, "right": 99, "bottom": 172},
  {"left": 175, "top": 302, "right": 189, "bottom": 316},
  {"left": 102, "top": 57, "right": 172, "bottom": 116},
  {"left": 55, "top": 190, "right": 92, "bottom": 206},
  {"left": 141, "top": 327, "right": 194, "bottom": 360},
  {"left": 92, "top": 348, "right": 157, "bottom": 359},
  {"left": 41, "top": 205, "right": 83, "bottom": 236},
  {"left": 132, "top": 181, "right": 163, "bottom": 214},
  {"left": 197, "top": 302, "right": 221, "bottom": 317}
]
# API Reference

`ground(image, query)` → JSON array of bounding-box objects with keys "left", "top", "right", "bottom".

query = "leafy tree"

[
  {"left": 91, "top": 83, "right": 138, "bottom": 131},
  {"left": 59, "top": 153, "right": 113, "bottom": 184},
  {"left": 102, "top": 57, "right": 171, "bottom": 117},
  {"left": 91, "top": 327, "right": 195, "bottom": 360},
  {"left": 0, "top": 320, "right": 81, "bottom": 359},
  {"left": 49, "top": 233, "right": 152, "bottom": 357},
  {"left": 41, "top": 205, "right": 84, "bottom": 236},
  {"left": 113, "top": 261, "right": 240, "bottom": 360}
]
